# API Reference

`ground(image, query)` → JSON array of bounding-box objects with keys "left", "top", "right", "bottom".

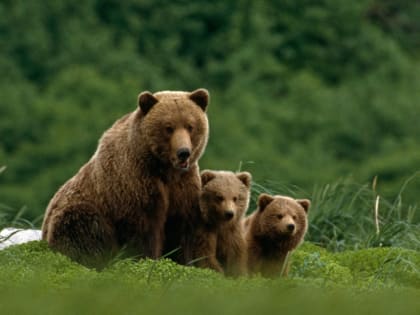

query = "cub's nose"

[
  {"left": 287, "top": 224, "right": 295, "bottom": 232},
  {"left": 177, "top": 148, "right": 191, "bottom": 161},
  {"left": 224, "top": 210, "right": 234, "bottom": 220}
]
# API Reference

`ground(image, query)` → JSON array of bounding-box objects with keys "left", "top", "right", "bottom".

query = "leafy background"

[
  {"left": 0, "top": 2, "right": 419, "bottom": 313},
  {"left": 0, "top": 0, "right": 419, "bottom": 232}
]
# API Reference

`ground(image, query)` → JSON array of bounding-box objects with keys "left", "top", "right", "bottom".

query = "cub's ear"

[
  {"left": 236, "top": 172, "right": 252, "bottom": 188},
  {"left": 138, "top": 91, "right": 158, "bottom": 115},
  {"left": 297, "top": 199, "right": 311, "bottom": 214},
  {"left": 201, "top": 170, "right": 216, "bottom": 186},
  {"left": 189, "top": 88, "right": 209, "bottom": 111},
  {"left": 258, "top": 193, "right": 274, "bottom": 212}
]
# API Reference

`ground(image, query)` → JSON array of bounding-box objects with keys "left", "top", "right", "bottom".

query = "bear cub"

[
  {"left": 191, "top": 170, "right": 251, "bottom": 276},
  {"left": 245, "top": 194, "right": 310, "bottom": 277}
]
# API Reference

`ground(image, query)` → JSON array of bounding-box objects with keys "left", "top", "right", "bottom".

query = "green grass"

[
  {"left": 0, "top": 241, "right": 419, "bottom": 315},
  {"left": 252, "top": 176, "right": 419, "bottom": 252},
  {"left": 1, "top": 174, "right": 419, "bottom": 314},
  {"left": 0, "top": 166, "right": 41, "bottom": 230}
]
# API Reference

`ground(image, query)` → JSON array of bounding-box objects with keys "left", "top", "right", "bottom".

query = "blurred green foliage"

[{"left": 0, "top": 0, "right": 419, "bottom": 222}]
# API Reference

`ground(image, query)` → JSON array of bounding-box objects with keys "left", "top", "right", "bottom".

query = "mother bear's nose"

[{"left": 177, "top": 148, "right": 191, "bottom": 161}]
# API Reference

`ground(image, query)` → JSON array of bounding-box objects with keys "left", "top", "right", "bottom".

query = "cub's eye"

[
  {"left": 165, "top": 126, "right": 174, "bottom": 134},
  {"left": 186, "top": 124, "right": 194, "bottom": 133},
  {"left": 233, "top": 196, "right": 238, "bottom": 202},
  {"left": 215, "top": 195, "right": 224, "bottom": 202},
  {"left": 292, "top": 215, "right": 297, "bottom": 220},
  {"left": 276, "top": 214, "right": 283, "bottom": 219}
]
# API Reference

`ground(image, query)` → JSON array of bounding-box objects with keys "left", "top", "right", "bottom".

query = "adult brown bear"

[{"left": 42, "top": 89, "right": 210, "bottom": 268}]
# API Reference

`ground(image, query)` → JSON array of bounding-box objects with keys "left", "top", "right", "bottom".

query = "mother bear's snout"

[{"left": 177, "top": 148, "right": 191, "bottom": 162}]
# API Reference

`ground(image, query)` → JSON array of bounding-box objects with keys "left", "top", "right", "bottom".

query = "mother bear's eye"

[
  {"left": 276, "top": 214, "right": 283, "bottom": 219},
  {"left": 165, "top": 126, "right": 174, "bottom": 134}
]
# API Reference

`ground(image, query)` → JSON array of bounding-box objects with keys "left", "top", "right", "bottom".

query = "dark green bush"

[{"left": 0, "top": 0, "right": 418, "bottom": 230}]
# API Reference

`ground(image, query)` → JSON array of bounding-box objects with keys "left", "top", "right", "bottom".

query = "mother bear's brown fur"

[{"left": 42, "top": 89, "right": 210, "bottom": 268}]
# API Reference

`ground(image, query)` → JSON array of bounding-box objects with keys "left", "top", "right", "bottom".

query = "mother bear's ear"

[
  {"left": 189, "top": 88, "right": 209, "bottom": 111},
  {"left": 138, "top": 91, "right": 159, "bottom": 115}
]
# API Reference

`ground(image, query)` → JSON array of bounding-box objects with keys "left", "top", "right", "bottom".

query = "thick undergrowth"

[{"left": 0, "top": 241, "right": 418, "bottom": 314}]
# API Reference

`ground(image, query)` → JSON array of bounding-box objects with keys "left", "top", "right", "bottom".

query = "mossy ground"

[{"left": 0, "top": 241, "right": 419, "bottom": 314}]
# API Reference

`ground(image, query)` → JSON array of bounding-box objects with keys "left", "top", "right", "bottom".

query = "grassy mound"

[
  {"left": 291, "top": 243, "right": 420, "bottom": 289},
  {"left": 0, "top": 241, "right": 419, "bottom": 314}
]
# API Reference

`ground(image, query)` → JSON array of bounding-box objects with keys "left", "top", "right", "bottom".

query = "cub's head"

[
  {"left": 255, "top": 194, "right": 310, "bottom": 241},
  {"left": 137, "top": 88, "right": 209, "bottom": 171},
  {"left": 200, "top": 170, "right": 252, "bottom": 226}
]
